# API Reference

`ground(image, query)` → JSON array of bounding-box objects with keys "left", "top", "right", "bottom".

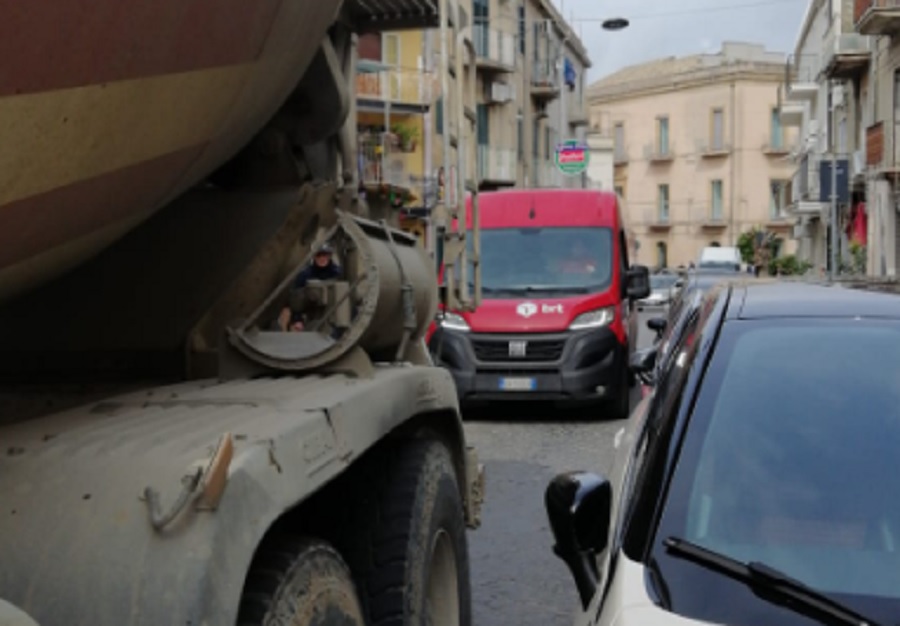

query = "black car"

[{"left": 546, "top": 280, "right": 900, "bottom": 626}]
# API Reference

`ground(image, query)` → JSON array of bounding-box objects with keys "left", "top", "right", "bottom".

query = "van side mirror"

[
  {"left": 625, "top": 265, "right": 651, "bottom": 300},
  {"left": 545, "top": 472, "right": 612, "bottom": 610}
]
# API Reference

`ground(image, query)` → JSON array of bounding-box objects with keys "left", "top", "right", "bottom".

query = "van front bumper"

[{"left": 428, "top": 327, "right": 627, "bottom": 406}]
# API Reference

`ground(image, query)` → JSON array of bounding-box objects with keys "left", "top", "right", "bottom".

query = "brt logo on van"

[{"left": 516, "top": 302, "right": 564, "bottom": 318}]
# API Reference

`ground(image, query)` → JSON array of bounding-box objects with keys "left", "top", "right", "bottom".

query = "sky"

[{"left": 549, "top": 0, "right": 810, "bottom": 83}]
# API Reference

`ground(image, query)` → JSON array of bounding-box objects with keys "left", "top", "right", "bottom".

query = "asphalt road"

[{"left": 463, "top": 308, "right": 663, "bottom": 626}]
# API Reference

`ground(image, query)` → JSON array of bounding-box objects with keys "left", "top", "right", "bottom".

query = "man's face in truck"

[{"left": 560, "top": 239, "right": 596, "bottom": 274}]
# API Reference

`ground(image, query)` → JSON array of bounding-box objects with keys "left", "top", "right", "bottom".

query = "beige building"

[{"left": 589, "top": 42, "right": 799, "bottom": 269}]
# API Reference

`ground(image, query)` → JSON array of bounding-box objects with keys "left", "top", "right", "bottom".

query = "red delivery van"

[{"left": 429, "top": 188, "right": 650, "bottom": 419}]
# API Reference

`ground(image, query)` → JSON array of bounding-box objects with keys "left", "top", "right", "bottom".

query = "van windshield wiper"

[
  {"left": 664, "top": 537, "right": 882, "bottom": 626},
  {"left": 502, "top": 285, "right": 591, "bottom": 294}
]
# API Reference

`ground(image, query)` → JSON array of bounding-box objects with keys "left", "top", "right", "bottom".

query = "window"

[
  {"left": 770, "top": 180, "right": 789, "bottom": 218},
  {"left": 545, "top": 126, "right": 552, "bottom": 161},
  {"left": 658, "top": 184, "right": 670, "bottom": 222},
  {"left": 435, "top": 97, "right": 444, "bottom": 135},
  {"left": 533, "top": 118, "right": 540, "bottom": 159},
  {"left": 517, "top": 111, "right": 524, "bottom": 160},
  {"left": 711, "top": 180, "right": 723, "bottom": 220},
  {"left": 711, "top": 108, "right": 724, "bottom": 151},
  {"left": 770, "top": 108, "right": 783, "bottom": 149},
  {"left": 656, "top": 241, "right": 668, "bottom": 269},
  {"left": 614, "top": 123, "right": 625, "bottom": 160},
  {"left": 518, "top": 4, "right": 526, "bottom": 55},
  {"left": 657, "top": 116, "right": 670, "bottom": 155},
  {"left": 476, "top": 104, "right": 489, "bottom": 145},
  {"left": 615, "top": 185, "right": 625, "bottom": 199}
]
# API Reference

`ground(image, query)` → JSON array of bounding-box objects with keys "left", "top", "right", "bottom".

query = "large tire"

[
  {"left": 237, "top": 536, "right": 365, "bottom": 626},
  {"left": 607, "top": 364, "right": 632, "bottom": 421},
  {"left": 341, "top": 438, "right": 472, "bottom": 626}
]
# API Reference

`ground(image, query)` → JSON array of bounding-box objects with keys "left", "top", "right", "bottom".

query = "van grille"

[{"left": 471, "top": 338, "right": 565, "bottom": 362}]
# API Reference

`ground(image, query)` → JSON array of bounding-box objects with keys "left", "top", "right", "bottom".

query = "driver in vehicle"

[
  {"left": 557, "top": 238, "right": 599, "bottom": 275},
  {"left": 277, "top": 242, "right": 343, "bottom": 332}
]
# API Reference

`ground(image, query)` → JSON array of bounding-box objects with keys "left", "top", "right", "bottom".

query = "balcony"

[
  {"left": 783, "top": 54, "right": 819, "bottom": 102},
  {"left": 567, "top": 98, "right": 589, "bottom": 127},
  {"left": 766, "top": 212, "right": 794, "bottom": 231},
  {"left": 646, "top": 210, "right": 672, "bottom": 231},
  {"left": 344, "top": 0, "right": 440, "bottom": 31},
  {"left": 777, "top": 84, "right": 804, "bottom": 127},
  {"left": 356, "top": 66, "right": 436, "bottom": 109},
  {"left": 699, "top": 215, "right": 728, "bottom": 230},
  {"left": 613, "top": 149, "right": 629, "bottom": 166},
  {"left": 787, "top": 153, "right": 826, "bottom": 216},
  {"left": 644, "top": 143, "right": 675, "bottom": 163},
  {"left": 855, "top": 0, "right": 900, "bottom": 36},
  {"left": 867, "top": 121, "right": 884, "bottom": 168},
  {"left": 358, "top": 132, "right": 436, "bottom": 208},
  {"left": 821, "top": 32, "right": 871, "bottom": 79},
  {"left": 698, "top": 141, "right": 732, "bottom": 158},
  {"left": 531, "top": 59, "right": 560, "bottom": 101},
  {"left": 478, "top": 145, "right": 516, "bottom": 186},
  {"left": 472, "top": 23, "right": 516, "bottom": 73},
  {"left": 762, "top": 138, "right": 791, "bottom": 156}
]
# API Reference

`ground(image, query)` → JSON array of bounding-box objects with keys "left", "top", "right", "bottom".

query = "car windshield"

[
  {"left": 655, "top": 320, "right": 900, "bottom": 624},
  {"left": 468, "top": 226, "right": 613, "bottom": 297}
]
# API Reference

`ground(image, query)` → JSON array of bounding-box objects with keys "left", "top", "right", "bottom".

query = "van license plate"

[{"left": 499, "top": 377, "right": 537, "bottom": 391}]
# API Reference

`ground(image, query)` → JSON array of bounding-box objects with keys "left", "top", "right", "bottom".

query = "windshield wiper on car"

[
  {"left": 664, "top": 537, "right": 882, "bottom": 626},
  {"left": 506, "top": 285, "right": 592, "bottom": 294}
]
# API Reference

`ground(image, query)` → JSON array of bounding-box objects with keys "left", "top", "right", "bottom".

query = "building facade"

[
  {"left": 778, "top": 0, "right": 871, "bottom": 275},
  {"left": 589, "top": 43, "right": 799, "bottom": 269}
]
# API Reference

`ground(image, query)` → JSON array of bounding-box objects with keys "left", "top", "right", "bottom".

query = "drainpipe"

[{"left": 729, "top": 80, "right": 736, "bottom": 245}]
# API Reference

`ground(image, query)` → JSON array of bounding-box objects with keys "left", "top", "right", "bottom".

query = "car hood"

[
  {"left": 460, "top": 294, "right": 614, "bottom": 333},
  {"left": 582, "top": 555, "right": 719, "bottom": 626}
]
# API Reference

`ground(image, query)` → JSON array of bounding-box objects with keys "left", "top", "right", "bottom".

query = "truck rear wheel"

[
  {"left": 237, "top": 536, "right": 365, "bottom": 626},
  {"left": 343, "top": 438, "right": 472, "bottom": 626}
]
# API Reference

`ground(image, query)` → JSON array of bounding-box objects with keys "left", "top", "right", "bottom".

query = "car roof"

[
  {"left": 729, "top": 280, "right": 900, "bottom": 320},
  {"left": 463, "top": 188, "right": 619, "bottom": 229}
]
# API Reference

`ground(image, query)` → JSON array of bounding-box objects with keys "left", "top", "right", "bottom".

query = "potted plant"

[{"left": 391, "top": 121, "right": 420, "bottom": 153}]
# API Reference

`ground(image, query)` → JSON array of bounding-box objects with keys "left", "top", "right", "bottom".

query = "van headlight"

[
  {"left": 569, "top": 307, "right": 615, "bottom": 330},
  {"left": 439, "top": 311, "right": 470, "bottom": 332}
]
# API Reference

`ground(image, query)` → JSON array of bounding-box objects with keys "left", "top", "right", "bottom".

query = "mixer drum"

[{"left": 227, "top": 212, "right": 438, "bottom": 372}]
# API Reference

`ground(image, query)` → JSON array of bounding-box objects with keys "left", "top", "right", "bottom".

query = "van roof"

[{"left": 463, "top": 189, "right": 619, "bottom": 229}]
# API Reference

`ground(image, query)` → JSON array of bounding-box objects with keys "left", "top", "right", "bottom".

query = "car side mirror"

[
  {"left": 646, "top": 317, "right": 666, "bottom": 339},
  {"left": 545, "top": 472, "right": 612, "bottom": 610},
  {"left": 625, "top": 265, "right": 651, "bottom": 300}
]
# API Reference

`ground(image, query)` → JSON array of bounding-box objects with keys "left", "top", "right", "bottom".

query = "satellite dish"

[{"left": 602, "top": 17, "right": 630, "bottom": 31}]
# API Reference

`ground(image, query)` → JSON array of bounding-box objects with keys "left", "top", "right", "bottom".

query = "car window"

[{"left": 654, "top": 319, "right": 900, "bottom": 623}]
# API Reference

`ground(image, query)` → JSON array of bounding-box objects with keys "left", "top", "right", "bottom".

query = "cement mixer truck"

[{"left": 0, "top": 1, "right": 484, "bottom": 625}]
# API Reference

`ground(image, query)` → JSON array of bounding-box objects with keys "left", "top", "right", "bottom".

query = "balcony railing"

[
  {"left": 645, "top": 208, "right": 671, "bottom": 229},
  {"left": 855, "top": 0, "right": 900, "bottom": 35},
  {"left": 478, "top": 145, "right": 516, "bottom": 183},
  {"left": 821, "top": 32, "right": 871, "bottom": 79},
  {"left": 358, "top": 132, "right": 437, "bottom": 207},
  {"left": 356, "top": 67, "right": 437, "bottom": 106},
  {"left": 698, "top": 140, "right": 732, "bottom": 157},
  {"left": 530, "top": 59, "right": 560, "bottom": 100},
  {"left": 567, "top": 98, "right": 589, "bottom": 126},
  {"left": 644, "top": 143, "right": 675, "bottom": 162},
  {"left": 783, "top": 54, "right": 819, "bottom": 103},
  {"left": 473, "top": 23, "right": 516, "bottom": 71}
]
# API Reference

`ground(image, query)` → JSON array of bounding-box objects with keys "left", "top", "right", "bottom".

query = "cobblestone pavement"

[{"left": 463, "top": 309, "right": 661, "bottom": 626}]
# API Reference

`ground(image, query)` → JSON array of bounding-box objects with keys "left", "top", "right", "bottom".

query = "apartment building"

[
  {"left": 432, "top": 0, "right": 592, "bottom": 190},
  {"left": 852, "top": 0, "right": 900, "bottom": 276},
  {"left": 589, "top": 43, "right": 798, "bottom": 269},
  {"left": 778, "top": 0, "right": 871, "bottom": 274}
]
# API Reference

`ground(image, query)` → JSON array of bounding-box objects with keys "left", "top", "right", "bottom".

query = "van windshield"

[{"left": 469, "top": 226, "right": 614, "bottom": 297}]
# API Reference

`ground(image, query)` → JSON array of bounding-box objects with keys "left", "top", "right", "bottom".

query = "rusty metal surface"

[
  {"left": 0, "top": 1, "right": 342, "bottom": 303},
  {"left": 0, "top": 365, "right": 468, "bottom": 626}
]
